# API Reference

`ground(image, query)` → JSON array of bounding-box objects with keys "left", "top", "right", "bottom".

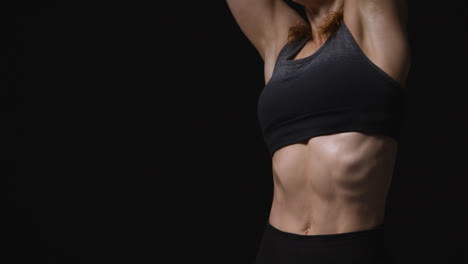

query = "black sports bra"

[{"left": 257, "top": 18, "right": 406, "bottom": 157}]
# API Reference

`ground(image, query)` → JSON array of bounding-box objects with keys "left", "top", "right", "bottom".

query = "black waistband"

[
  {"left": 265, "top": 220, "right": 386, "bottom": 245},
  {"left": 255, "top": 221, "right": 391, "bottom": 264}
]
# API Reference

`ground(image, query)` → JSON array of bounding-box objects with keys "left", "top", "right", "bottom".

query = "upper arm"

[
  {"left": 345, "top": 0, "right": 409, "bottom": 52},
  {"left": 226, "top": 0, "right": 275, "bottom": 60},
  {"left": 226, "top": 0, "right": 304, "bottom": 61},
  {"left": 345, "top": 0, "right": 408, "bottom": 33},
  {"left": 344, "top": 0, "right": 411, "bottom": 83}
]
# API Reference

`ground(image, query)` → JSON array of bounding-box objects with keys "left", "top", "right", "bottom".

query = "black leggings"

[{"left": 254, "top": 221, "right": 395, "bottom": 264}]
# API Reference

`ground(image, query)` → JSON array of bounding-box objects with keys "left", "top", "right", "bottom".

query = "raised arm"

[
  {"left": 226, "top": 0, "right": 276, "bottom": 60},
  {"left": 226, "top": 0, "right": 305, "bottom": 61},
  {"left": 344, "top": 0, "right": 411, "bottom": 86}
]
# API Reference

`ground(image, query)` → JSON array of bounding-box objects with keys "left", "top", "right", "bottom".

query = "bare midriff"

[{"left": 268, "top": 131, "right": 398, "bottom": 235}]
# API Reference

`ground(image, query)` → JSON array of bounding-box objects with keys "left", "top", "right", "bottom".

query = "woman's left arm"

[{"left": 344, "top": 0, "right": 411, "bottom": 87}]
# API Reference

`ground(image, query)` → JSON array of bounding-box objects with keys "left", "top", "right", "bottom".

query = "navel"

[{"left": 303, "top": 224, "right": 312, "bottom": 235}]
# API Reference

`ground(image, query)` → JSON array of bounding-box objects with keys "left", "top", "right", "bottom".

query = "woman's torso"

[{"left": 263, "top": 1, "right": 410, "bottom": 235}]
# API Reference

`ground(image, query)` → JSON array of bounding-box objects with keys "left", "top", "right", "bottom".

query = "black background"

[{"left": 9, "top": 1, "right": 468, "bottom": 263}]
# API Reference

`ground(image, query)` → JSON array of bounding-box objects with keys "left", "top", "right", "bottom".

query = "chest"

[{"left": 264, "top": 19, "right": 409, "bottom": 88}]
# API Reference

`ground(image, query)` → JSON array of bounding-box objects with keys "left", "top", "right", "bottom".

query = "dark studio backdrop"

[{"left": 9, "top": 1, "right": 468, "bottom": 263}]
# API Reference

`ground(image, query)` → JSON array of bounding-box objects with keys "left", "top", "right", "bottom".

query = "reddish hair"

[{"left": 288, "top": 10, "right": 344, "bottom": 43}]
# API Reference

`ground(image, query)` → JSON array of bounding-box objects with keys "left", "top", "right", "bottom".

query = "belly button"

[{"left": 303, "top": 225, "right": 311, "bottom": 235}]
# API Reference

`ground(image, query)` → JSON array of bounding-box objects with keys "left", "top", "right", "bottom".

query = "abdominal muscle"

[{"left": 268, "top": 132, "right": 398, "bottom": 235}]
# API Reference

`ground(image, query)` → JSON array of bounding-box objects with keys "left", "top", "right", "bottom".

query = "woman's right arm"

[{"left": 226, "top": 0, "right": 290, "bottom": 61}]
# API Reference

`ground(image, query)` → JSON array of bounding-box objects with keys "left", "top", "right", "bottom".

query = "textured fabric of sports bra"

[{"left": 257, "top": 18, "right": 406, "bottom": 157}]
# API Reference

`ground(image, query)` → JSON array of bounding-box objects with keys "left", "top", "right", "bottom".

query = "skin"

[{"left": 226, "top": 0, "right": 411, "bottom": 235}]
